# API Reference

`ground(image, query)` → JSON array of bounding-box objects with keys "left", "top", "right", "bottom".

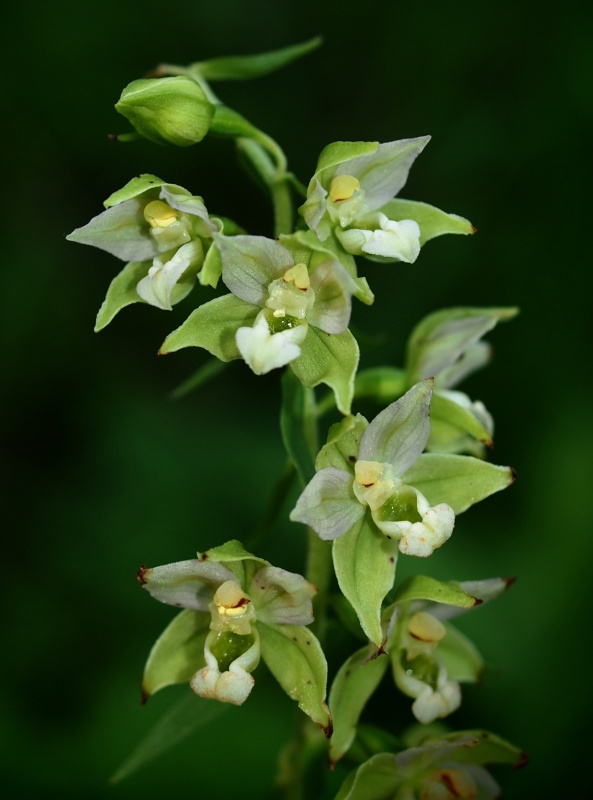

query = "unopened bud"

[{"left": 116, "top": 77, "right": 215, "bottom": 147}]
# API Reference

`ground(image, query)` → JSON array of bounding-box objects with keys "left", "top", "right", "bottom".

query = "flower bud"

[{"left": 115, "top": 77, "right": 215, "bottom": 147}]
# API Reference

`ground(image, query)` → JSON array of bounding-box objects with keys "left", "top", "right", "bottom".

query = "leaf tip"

[
  {"left": 504, "top": 576, "right": 517, "bottom": 589},
  {"left": 137, "top": 564, "right": 149, "bottom": 586},
  {"left": 514, "top": 751, "right": 529, "bottom": 769},
  {"left": 140, "top": 686, "right": 150, "bottom": 705}
]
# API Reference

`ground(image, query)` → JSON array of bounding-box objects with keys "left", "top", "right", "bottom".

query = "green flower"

[
  {"left": 334, "top": 728, "right": 525, "bottom": 800},
  {"left": 67, "top": 174, "right": 220, "bottom": 328},
  {"left": 300, "top": 139, "right": 474, "bottom": 264},
  {"left": 139, "top": 541, "right": 331, "bottom": 732}
]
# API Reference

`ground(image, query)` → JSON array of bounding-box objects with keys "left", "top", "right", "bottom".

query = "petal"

[
  {"left": 359, "top": 380, "right": 433, "bottom": 474},
  {"left": 159, "top": 185, "right": 216, "bottom": 233},
  {"left": 250, "top": 566, "right": 316, "bottom": 626},
  {"left": 136, "top": 240, "right": 203, "bottom": 310},
  {"left": 190, "top": 628, "right": 260, "bottom": 706},
  {"left": 290, "top": 467, "right": 364, "bottom": 541},
  {"left": 335, "top": 137, "right": 431, "bottom": 211},
  {"left": 336, "top": 216, "right": 421, "bottom": 263},
  {"left": 308, "top": 258, "right": 357, "bottom": 334},
  {"left": 217, "top": 234, "right": 293, "bottom": 305},
  {"left": 139, "top": 559, "right": 236, "bottom": 610},
  {"left": 236, "top": 312, "right": 307, "bottom": 374}
]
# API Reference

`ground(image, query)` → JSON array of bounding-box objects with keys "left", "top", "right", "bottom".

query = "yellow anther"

[
  {"left": 213, "top": 580, "right": 250, "bottom": 618},
  {"left": 143, "top": 200, "right": 178, "bottom": 228},
  {"left": 354, "top": 460, "right": 384, "bottom": 487},
  {"left": 329, "top": 174, "right": 360, "bottom": 203},
  {"left": 283, "top": 263, "right": 310, "bottom": 290},
  {"left": 407, "top": 611, "right": 446, "bottom": 643}
]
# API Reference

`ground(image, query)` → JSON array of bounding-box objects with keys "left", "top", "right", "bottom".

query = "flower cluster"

[{"left": 68, "top": 41, "right": 523, "bottom": 797}]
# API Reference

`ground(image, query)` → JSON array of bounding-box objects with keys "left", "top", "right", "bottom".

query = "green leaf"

[
  {"left": 193, "top": 37, "right": 323, "bottom": 81},
  {"left": 315, "top": 414, "right": 368, "bottom": 474},
  {"left": 110, "top": 689, "right": 230, "bottom": 784},
  {"left": 430, "top": 392, "right": 492, "bottom": 446},
  {"left": 332, "top": 513, "right": 398, "bottom": 646},
  {"left": 290, "top": 327, "right": 359, "bottom": 415},
  {"left": 159, "top": 294, "right": 259, "bottom": 359},
  {"left": 169, "top": 358, "right": 228, "bottom": 400},
  {"left": 392, "top": 575, "right": 480, "bottom": 610},
  {"left": 438, "top": 623, "right": 484, "bottom": 683},
  {"left": 94, "top": 261, "right": 149, "bottom": 331},
  {"left": 380, "top": 198, "right": 475, "bottom": 246},
  {"left": 280, "top": 369, "right": 317, "bottom": 485},
  {"left": 329, "top": 645, "right": 388, "bottom": 764},
  {"left": 142, "top": 609, "right": 209, "bottom": 698},
  {"left": 258, "top": 622, "right": 331, "bottom": 733},
  {"left": 403, "top": 453, "right": 515, "bottom": 514}
]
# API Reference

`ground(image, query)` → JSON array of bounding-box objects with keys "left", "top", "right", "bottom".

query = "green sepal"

[
  {"left": 104, "top": 174, "right": 167, "bottom": 208},
  {"left": 380, "top": 198, "right": 475, "bottom": 246},
  {"left": 280, "top": 369, "right": 317, "bottom": 485},
  {"left": 290, "top": 327, "right": 359, "bottom": 416},
  {"left": 403, "top": 453, "right": 514, "bottom": 514},
  {"left": 354, "top": 367, "right": 408, "bottom": 406},
  {"left": 332, "top": 513, "right": 398, "bottom": 646},
  {"left": 192, "top": 37, "right": 322, "bottom": 82},
  {"left": 334, "top": 752, "right": 402, "bottom": 800},
  {"left": 95, "top": 261, "right": 149, "bottom": 332},
  {"left": 329, "top": 645, "right": 389, "bottom": 764},
  {"left": 391, "top": 575, "right": 480, "bottom": 610},
  {"left": 444, "top": 730, "right": 526, "bottom": 766},
  {"left": 257, "top": 622, "right": 331, "bottom": 733},
  {"left": 430, "top": 392, "right": 493, "bottom": 447},
  {"left": 159, "top": 294, "right": 259, "bottom": 360},
  {"left": 315, "top": 414, "right": 368, "bottom": 474},
  {"left": 314, "top": 141, "right": 379, "bottom": 182},
  {"left": 141, "top": 609, "right": 209, "bottom": 699},
  {"left": 438, "top": 623, "right": 484, "bottom": 683},
  {"left": 199, "top": 539, "right": 268, "bottom": 588},
  {"left": 198, "top": 242, "right": 222, "bottom": 287}
]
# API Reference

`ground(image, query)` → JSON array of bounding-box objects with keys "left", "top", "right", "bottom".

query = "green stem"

[{"left": 306, "top": 530, "right": 332, "bottom": 644}]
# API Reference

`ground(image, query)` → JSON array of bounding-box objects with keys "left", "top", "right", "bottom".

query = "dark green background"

[{"left": 2, "top": 0, "right": 591, "bottom": 796}]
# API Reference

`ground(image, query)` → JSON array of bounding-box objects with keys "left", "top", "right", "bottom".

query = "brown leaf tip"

[
  {"left": 514, "top": 752, "right": 529, "bottom": 769},
  {"left": 140, "top": 686, "right": 150, "bottom": 706},
  {"left": 510, "top": 467, "right": 518, "bottom": 483},
  {"left": 504, "top": 576, "right": 517, "bottom": 589},
  {"left": 137, "top": 565, "right": 149, "bottom": 586},
  {"left": 472, "top": 597, "right": 484, "bottom": 607}
]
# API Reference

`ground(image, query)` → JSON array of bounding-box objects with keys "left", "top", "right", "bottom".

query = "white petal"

[
  {"left": 236, "top": 312, "right": 307, "bottom": 375},
  {"left": 137, "top": 240, "right": 203, "bottom": 310}
]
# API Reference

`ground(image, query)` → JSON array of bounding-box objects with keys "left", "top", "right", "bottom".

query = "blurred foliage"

[{"left": 1, "top": 0, "right": 592, "bottom": 796}]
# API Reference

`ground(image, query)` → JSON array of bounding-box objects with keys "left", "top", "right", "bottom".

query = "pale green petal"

[
  {"left": 138, "top": 559, "right": 236, "bottom": 610},
  {"left": 359, "top": 380, "right": 433, "bottom": 474},
  {"left": 216, "top": 234, "right": 292, "bottom": 305},
  {"left": 290, "top": 467, "right": 365, "bottom": 541}
]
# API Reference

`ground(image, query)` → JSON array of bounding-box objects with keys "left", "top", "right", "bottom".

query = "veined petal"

[
  {"left": 307, "top": 259, "right": 357, "bottom": 334},
  {"left": 359, "top": 380, "right": 433, "bottom": 474},
  {"left": 236, "top": 312, "right": 307, "bottom": 374},
  {"left": 159, "top": 185, "right": 217, "bottom": 233},
  {"left": 290, "top": 467, "right": 365, "bottom": 541},
  {"left": 251, "top": 566, "right": 316, "bottom": 626},
  {"left": 136, "top": 240, "right": 204, "bottom": 310},
  {"left": 217, "top": 234, "right": 293, "bottom": 305},
  {"left": 335, "top": 137, "right": 431, "bottom": 211},
  {"left": 138, "top": 559, "right": 236, "bottom": 610}
]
